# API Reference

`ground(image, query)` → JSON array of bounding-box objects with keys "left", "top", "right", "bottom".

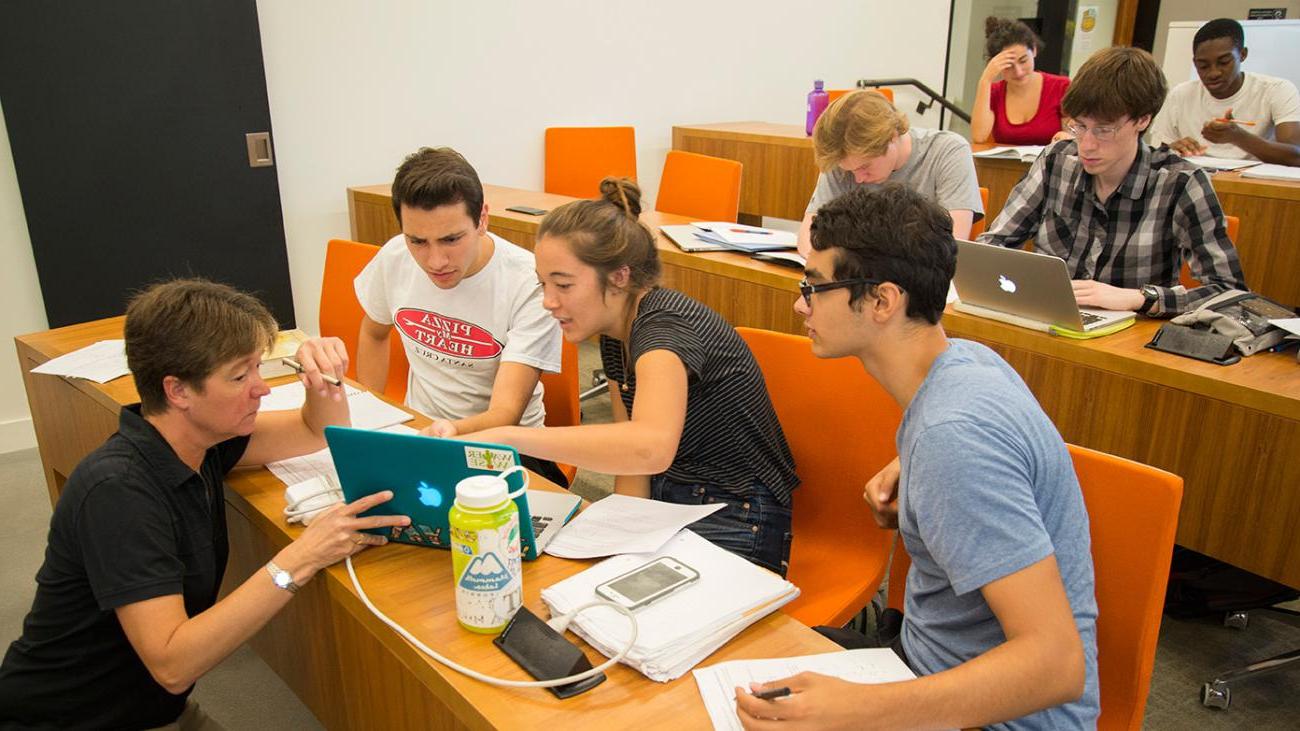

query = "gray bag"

[{"left": 1170, "top": 290, "right": 1293, "bottom": 356}]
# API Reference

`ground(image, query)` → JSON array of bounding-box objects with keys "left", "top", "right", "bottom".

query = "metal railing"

[{"left": 855, "top": 78, "right": 970, "bottom": 124}]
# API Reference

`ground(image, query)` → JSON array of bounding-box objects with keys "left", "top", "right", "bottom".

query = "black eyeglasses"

[{"left": 798, "top": 278, "right": 892, "bottom": 309}]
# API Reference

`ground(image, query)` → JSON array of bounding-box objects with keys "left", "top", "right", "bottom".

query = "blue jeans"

[{"left": 650, "top": 476, "right": 793, "bottom": 577}]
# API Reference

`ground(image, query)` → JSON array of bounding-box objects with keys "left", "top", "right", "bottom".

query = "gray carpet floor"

[{"left": 1, "top": 342, "right": 1294, "bottom": 727}]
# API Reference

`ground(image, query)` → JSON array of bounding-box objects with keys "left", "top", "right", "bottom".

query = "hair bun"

[
  {"left": 598, "top": 177, "right": 643, "bottom": 219},
  {"left": 985, "top": 16, "right": 1003, "bottom": 35}
]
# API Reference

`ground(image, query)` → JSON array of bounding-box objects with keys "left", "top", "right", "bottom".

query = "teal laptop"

[{"left": 325, "top": 426, "right": 579, "bottom": 561}]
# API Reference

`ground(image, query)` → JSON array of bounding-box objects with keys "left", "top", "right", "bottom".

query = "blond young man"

[{"left": 797, "top": 91, "right": 984, "bottom": 256}]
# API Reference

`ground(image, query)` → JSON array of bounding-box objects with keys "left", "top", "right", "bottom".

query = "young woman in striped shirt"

[{"left": 465, "top": 178, "right": 799, "bottom": 575}]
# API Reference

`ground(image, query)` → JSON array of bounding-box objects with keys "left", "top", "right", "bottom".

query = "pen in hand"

[
  {"left": 753, "top": 686, "right": 792, "bottom": 700},
  {"left": 281, "top": 357, "right": 342, "bottom": 387}
]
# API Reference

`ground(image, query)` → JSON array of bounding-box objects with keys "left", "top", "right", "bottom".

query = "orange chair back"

[
  {"left": 319, "top": 239, "right": 409, "bottom": 402},
  {"left": 835, "top": 88, "right": 894, "bottom": 104},
  {"left": 886, "top": 445, "right": 1182, "bottom": 731},
  {"left": 544, "top": 126, "right": 638, "bottom": 199},
  {"left": 1070, "top": 444, "right": 1181, "bottom": 730},
  {"left": 539, "top": 339, "right": 581, "bottom": 483},
  {"left": 1178, "top": 214, "right": 1239, "bottom": 289},
  {"left": 969, "top": 187, "right": 991, "bottom": 238},
  {"left": 737, "top": 327, "right": 900, "bottom": 627},
  {"left": 655, "top": 150, "right": 743, "bottom": 223}
]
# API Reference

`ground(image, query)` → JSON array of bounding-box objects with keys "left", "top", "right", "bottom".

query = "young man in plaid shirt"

[{"left": 977, "top": 46, "right": 1247, "bottom": 316}]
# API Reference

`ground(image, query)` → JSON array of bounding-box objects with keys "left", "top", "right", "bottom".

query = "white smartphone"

[{"left": 594, "top": 556, "right": 700, "bottom": 610}]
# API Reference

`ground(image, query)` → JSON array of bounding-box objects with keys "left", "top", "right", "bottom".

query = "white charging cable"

[{"left": 344, "top": 556, "right": 637, "bottom": 688}]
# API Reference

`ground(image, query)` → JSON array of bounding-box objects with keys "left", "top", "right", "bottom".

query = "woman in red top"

[{"left": 971, "top": 17, "right": 1070, "bottom": 146}]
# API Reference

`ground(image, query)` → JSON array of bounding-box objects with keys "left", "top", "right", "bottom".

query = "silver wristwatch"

[{"left": 265, "top": 561, "right": 299, "bottom": 594}]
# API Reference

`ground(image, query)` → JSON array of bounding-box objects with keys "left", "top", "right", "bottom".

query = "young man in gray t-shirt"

[
  {"left": 737, "top": 184, "right": 1098, "bottom": 730},
  {"left": 798, "top": 90, "right": 984, "bottom": 256}
]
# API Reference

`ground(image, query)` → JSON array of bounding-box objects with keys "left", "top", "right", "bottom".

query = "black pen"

[
  {"left": 753, "top": 686, "right": 791, "bottom": 701},
  {"left": 281, "top": 357, "right": 342, "bottom": 387}
]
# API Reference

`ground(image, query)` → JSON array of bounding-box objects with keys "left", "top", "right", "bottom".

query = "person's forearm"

[
  {"left": 452, "top": 406, "right": 526, "bottom": 436},
  {"left": 474, "top": 423, "right": 676, "bottom": 475},
  {"left": 144, "top": 547, "right": 316, "bottom": 693},
  {"left": 970, "top": 79, "right": 995, "bottom": 143},
  {"left": 1232, "top": 134, "right": 1300, "bottom": 166},
  {"left": 861, "top": 633, "right": 1085, "bottom": 729},
  {"left": 355, "top": 333, "right": 390, "bottom": 392},
  {"left": 796, "top": 212, "right": 814, "bottom": 258},
  {"left": 302, "top": 380, "right": 351, "bottom": 432}
]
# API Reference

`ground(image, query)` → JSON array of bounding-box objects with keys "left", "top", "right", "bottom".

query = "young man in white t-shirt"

[
  {"left": 354, "top": 147, "right": 566, "bottom": 482},
  {"left": 1149, "top": 18, "right": 1300, "bottom": 165}
]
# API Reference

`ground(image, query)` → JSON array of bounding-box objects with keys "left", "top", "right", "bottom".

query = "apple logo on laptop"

[
  {"left": 417, "top": 481, "right": 442, "bottom": 508},
  {"left": 998, "top": 274, "right": 1018, "bottom": 294}
]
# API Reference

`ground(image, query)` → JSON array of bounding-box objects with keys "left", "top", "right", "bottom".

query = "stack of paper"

[
  {"left": 1240, "top": 163, "right": 1300, "bottom": 182},
  {"left": 541, "top": 530, "right": 800, "bottom": 682},
  {"left": 260, "top": 381, "right": 413, "bottom": 432},
  {"left": 31, "top": 340, "right": 130, "bottom": 383},
  {"left": 1182, "top": 156, "right": 1260, "bottom": 172},
  {"left": 972, "top": 145, "right": 1044, "bottom": 162},
  {"left": 693, "top": 649, "right": 918, "bottom": 731},
  {"left": 691, "top": 222, "right": 797, "bottom": 253},
  {"left": 543, "top": 493, "right": 724, "bottom": 559}
]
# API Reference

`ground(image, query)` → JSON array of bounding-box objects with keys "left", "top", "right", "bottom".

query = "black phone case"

[
  {"left": 1145, "top": 323, "right": 1241, "bottom": 365},
  {"left": 505, "top": 205, "right": 548, "bottom": 216},
  {"left": 493, "top": 607, "right": 605, "bottom": 699}
]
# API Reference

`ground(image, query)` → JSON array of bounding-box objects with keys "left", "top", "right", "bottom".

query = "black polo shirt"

[{"left": 0, "top": 405, "right": 248, "bottom": 730}]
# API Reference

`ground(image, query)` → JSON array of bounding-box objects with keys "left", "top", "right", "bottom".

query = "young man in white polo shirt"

[
  {"left": 354, "top": 147, "right": 566, "bottom": 483},
  {"left": 1149, "top": 18, "right": 1300, "bottom": 165}
]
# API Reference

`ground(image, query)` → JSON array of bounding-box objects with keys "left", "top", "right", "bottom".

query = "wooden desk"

[
  {"left": 17, "top": 320, "right": 838, "bottom": 730},
  {"left": 351, "top": 180, "right": 1300, "bottom": 587},
  {"left": 670, "top": 121, "right": 1300, "bottom": 307}
]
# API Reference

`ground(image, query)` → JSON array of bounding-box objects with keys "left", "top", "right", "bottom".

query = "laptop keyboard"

[
  {"left": 531, "top": 514, "right": 552, "bottom": 536},
  {"left": 1079, "top": 311, "right": 1104, "bottom": 327}
]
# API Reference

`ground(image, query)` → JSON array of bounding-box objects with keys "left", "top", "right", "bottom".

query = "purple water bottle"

[{"left": 806, "top": 80, "right": 829, "bottom": 136}]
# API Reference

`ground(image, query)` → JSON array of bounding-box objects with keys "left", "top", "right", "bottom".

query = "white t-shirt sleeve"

[
  {"left": 1268, "top": 78, "right": 1300, "bottom": 125},
  {"left": 500, "top": 281, "right": 562, "bottom": 374},
  {"left": 353, "top": 236, "right": 403, "bottom": 326}
]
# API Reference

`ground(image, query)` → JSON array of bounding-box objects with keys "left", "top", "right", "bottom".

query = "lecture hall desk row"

[
  {"left": 347, "top": 182, "right": 1300, "bottom": 591},
  {"left": 15, "top": 320, "right": 839, "bottom": 730},
  {"left": 671, "top": 121, "right": 1300, "bottom": 310}
]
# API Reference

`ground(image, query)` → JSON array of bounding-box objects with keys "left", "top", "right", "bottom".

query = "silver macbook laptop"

[{"left": 952, "top": 239, "right": 1135, "bottom": 332}]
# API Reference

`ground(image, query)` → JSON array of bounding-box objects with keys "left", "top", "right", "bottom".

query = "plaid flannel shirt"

[{"left": 976, "top": 140, "right": 1247, "bottom": 316}]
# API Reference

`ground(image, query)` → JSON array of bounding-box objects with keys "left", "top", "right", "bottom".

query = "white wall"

[
  {"left": 0, "top": 0, "right": 952, "bottom": 453},
  {"left": 0, "top": 102, "right": 48, "bottom": 453},
  {"left": 1152, "top": 1, "right": 1300, "bottom": 64},
  {"left": 254, "top": 0, "right": 953, "bottom": 338}
]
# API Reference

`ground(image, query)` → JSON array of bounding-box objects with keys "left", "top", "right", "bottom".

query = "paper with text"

[
  {"left": 693, "top": 649, "right": 919, "bottom": 731},
  {"left": 543, "top": 493, "right": 725, "bottom": 558},
  {"left": 31, "top": 340, "right": 130, "bottom": 383}
]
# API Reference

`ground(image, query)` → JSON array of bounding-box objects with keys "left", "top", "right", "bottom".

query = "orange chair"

[
  {"left": 539, "top": 339, "right": 581, "bottom": 483},
  {"left": 1071, "top": 444, "right": 1182, "bottom": 730},
  {"left": 544, "top": 126, "right": 638, "bottom": 199},
  {"left": 655, "top": 150, "right": 743, "bottom": 223},
  {"left": 319, "top": 239, "right": 409, "bottom": 402},
  {"left": 969, "top": 187, "right": 991, "bottom": 238},
  {"left": 828, "top": 87, "right": 894, "bottom": 106},
  {"left": 1178, "top": 214, "right": 1239, "bottom": 289},
  {"left": 887, "top": 445, "right": 1182, "bottom": 731},
  {"left": 737, "top": 327, "right": 900, "bottom": 627}
]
